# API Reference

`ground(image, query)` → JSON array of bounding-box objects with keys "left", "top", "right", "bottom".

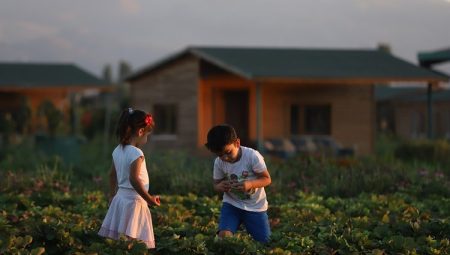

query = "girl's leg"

[{"left": 242, "top": 210, "right": 271, "bottom": 243}]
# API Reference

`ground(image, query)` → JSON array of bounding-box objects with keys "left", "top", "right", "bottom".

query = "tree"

[
  {"left": 118, "top": 60, "right": 132, "bottom": 82},
  {"left": 13, "top": 96, "right": 32, "bottom": 134},
  {"left": 38, "top": 100, "right": 63, "bottom": 136},
  {"left": 0, "top": 113, "right": 16, "bottom": 145},
  {"left": 102, "top": 64, "right": 113, "bottom": 83},
  {"left": 117, "top": 60, "right": 132, "bottom": 109}
]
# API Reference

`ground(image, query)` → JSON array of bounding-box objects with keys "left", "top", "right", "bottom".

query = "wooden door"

[{"left": 224, "top": 90, "right": 250, "bottom": 146}]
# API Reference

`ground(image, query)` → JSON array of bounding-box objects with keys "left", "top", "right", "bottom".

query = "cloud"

[
  {"left": 49, "top": 36, "right": 74, "bottom": 50},
  {"left": 1, "top": 21, "right": 58, "bottom": 43},
  {"left": 0, "top": 20, "right": 76, "bottom": 51},
  {"left": 119, "top": 0, "right": 140, "bottom": 15},
  {"left": 20, "top": 21, "right": 56, "bottom": 35},
  {"left": 1, "top": 0, "right": 449, "bottom": 76}
]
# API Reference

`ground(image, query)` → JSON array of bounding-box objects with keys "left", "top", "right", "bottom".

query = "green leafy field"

[
  {"left": 0, "top": 138, "right": 449, "bottom": 254},
  {"left": 1, "top": 172, "right": 449, "bottom": 254}
]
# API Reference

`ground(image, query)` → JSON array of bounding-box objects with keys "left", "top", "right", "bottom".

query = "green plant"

[{"left": 395, "top": 139, "right": 450, "bottom": 171}]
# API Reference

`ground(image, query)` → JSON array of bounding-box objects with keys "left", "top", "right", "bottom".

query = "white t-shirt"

[
  {"left": 213, "top": 146, "right": 268, "bottom": 212},
  {"left": 112, "top": 145, "right": 149, "bottom": 191}
]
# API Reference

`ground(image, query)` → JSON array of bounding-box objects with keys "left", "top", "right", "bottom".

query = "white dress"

[{"left": 98, "top": 145, "right": 155, "bottom": 248}]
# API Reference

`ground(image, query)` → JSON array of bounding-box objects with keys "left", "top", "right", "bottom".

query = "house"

[
  {"left": 416, "top": 47, "right": 450, "bottom": 139},
  {"left": 0, "top": 62, "right": 110, "bottom": 133},
  {"left": 376, "top": 85, "right": 450, "bottom": 139},
  {"left": 126, "top": 46, "right": 448, "bottom": 155},
  {"left": 418, "top": 48, "right": 450, "bottom": 68}
]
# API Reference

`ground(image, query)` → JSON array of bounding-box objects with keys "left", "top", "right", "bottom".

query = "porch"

[{"left": 198, "top": 76, "right": 375, "bottom": 155}]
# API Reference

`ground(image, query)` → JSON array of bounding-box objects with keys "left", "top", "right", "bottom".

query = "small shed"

[
  {"left": 376, "top": 86, "right": 450, "bottom": 139},
  {"left": 417, "top": 47, "right": 450, "bottom": 138},
  {"left": 0, "top": 62, "right": 110, "bottom": 132}
]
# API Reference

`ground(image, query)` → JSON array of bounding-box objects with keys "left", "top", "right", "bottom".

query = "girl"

[{"left": 98, "top": 108, "right": 161, "bottom": 249}]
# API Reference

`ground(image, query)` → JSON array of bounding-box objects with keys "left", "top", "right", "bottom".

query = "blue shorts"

[{"left": 218, "top": 202, "right": 271, "bottom": 243}]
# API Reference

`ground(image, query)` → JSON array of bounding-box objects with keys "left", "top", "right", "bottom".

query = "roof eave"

[
  {"left": 418, "top": 48, "right": 450, "bottom": 66},
  {"left": 189, "top": 47, "right": 253, "bottom": 79},
  {"left": 254, "top": 76, "right": 448, "bottom": 84},
  {"left": 126, "top": 46, "right": 256, "bottom": 82},
  {"left": 125, "top": 48, "right": 191, "bottom": 82},
  {"left": 0, "top": 83, "right": 114, "bottom": 92},
  {"left": 125, "top": 46, "right": 450, "bottom": 83}
]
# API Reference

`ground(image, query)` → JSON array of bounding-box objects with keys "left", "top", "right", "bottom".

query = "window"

[
  {"left": 290, "top": 104, "right": 331, "bottom": 135},
  {"left": 153, "top": 104, "right": 177, "bottom": 135},
  {"left": 290, "top": 105, "right": 300, "bottom": 135},
  {"left": 304, "top": 105, "right": 331, "bottom": 135}
]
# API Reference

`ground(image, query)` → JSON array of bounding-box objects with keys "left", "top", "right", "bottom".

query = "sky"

[{"left": 1, "top": 0, "right": 450, "bottom": 79}]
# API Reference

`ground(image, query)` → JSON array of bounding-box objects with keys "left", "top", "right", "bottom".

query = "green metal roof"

[
  {"left": 375, "top": 85, "right": 427, "bottom": 101},
  {"left": 128, "top": 46, "right": 448, "bottom": 82},
  {"left": 375, "top": 85, "right": 450, "bottom": 102},
  {"left": 0, "top": 63, "right": 108, "bottom": 87},
  {"left": 418, "top": 48, "right": 450, "bottom": 67}
]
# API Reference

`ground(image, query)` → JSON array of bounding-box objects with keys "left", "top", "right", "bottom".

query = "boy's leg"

[
  {"left": 241, "top": 210, "right": 271, "bottom": 243},
  {"left": 218, "top": 202, "right": 241, "bottom": 237}
]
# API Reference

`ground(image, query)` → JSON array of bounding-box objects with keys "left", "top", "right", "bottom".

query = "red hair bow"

[{"left": 145, "top": 114, "right": 153, "bottom": 126}]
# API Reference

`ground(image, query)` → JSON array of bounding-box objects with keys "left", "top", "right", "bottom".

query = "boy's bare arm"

[
  {"left": 213, "top": 178, "right": 231, "bottom": 192},
  {"left": 232, "top": 170, "right": 271, "bottom": 192}
]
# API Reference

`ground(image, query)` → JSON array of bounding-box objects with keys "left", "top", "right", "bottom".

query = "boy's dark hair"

[
  {"left": 205, "top": 124, "right": 238, "bottom": 153},
  {"left": 116, "top": 108, "right": 155, "bottom": 146}
]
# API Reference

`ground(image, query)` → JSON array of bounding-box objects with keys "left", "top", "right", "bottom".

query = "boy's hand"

[
  {"left": 231, "top": 181, "right": 252, "bottom": 192},
  {"left": 150, "top": 195, "right": 161, "bottom": 206},
  {"left": 217, "top": 180, "right": 232, "bottom": 192}
]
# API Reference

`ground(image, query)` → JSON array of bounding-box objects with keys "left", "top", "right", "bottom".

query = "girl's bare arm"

[
  {"left": 109, "top": 163, "right": 118, "bottom": 201},
  {"left": 129, "top": 157, "right": 160, "bottom": 206}
]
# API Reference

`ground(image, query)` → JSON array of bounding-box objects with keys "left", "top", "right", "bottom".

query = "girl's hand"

[{"left": 150, "top": 195, "right": 161, "bottom": 206}]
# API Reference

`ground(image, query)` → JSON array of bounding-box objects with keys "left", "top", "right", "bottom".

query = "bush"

[
  {"left": 2, "top": 135, "right": 449, "bottom": 199},
  {"left": 395, "top": 139, "right": 450, "bottom": 171},
  {"left": 148, "top": 150, "right": 214, "bottom": 196},
  {"left": 80, "top": 107, "right": 119, "bottom": 140}
]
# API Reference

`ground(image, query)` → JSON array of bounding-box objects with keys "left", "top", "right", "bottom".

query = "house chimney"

[{"left": 377, "top": 42, "right": 391, "bottom": 54}]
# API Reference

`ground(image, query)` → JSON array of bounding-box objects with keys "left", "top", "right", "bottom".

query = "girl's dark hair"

[
  {"left": 116, "top": 108, "right": 155, "bottom": 146},
  {"left": 205, "top": 124, "right": 238, "bottom": 153}
]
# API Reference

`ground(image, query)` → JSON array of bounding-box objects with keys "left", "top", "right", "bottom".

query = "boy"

[{"left": 205, "top": 124, "right": 271, "bottom": 243}]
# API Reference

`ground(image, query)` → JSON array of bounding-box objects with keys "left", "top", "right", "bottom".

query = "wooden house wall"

[
  {"left": 262, "top": 83, "right": 375, "bottom": 155},
  {"left": 199, "top": 78, "right": 375, "bottom": 155},
  {"left": 129, "top": 55, "right": 199, "bottom": 151},
  {"left": 394, "top": 101, "right": 450, "bottom": 139}
]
